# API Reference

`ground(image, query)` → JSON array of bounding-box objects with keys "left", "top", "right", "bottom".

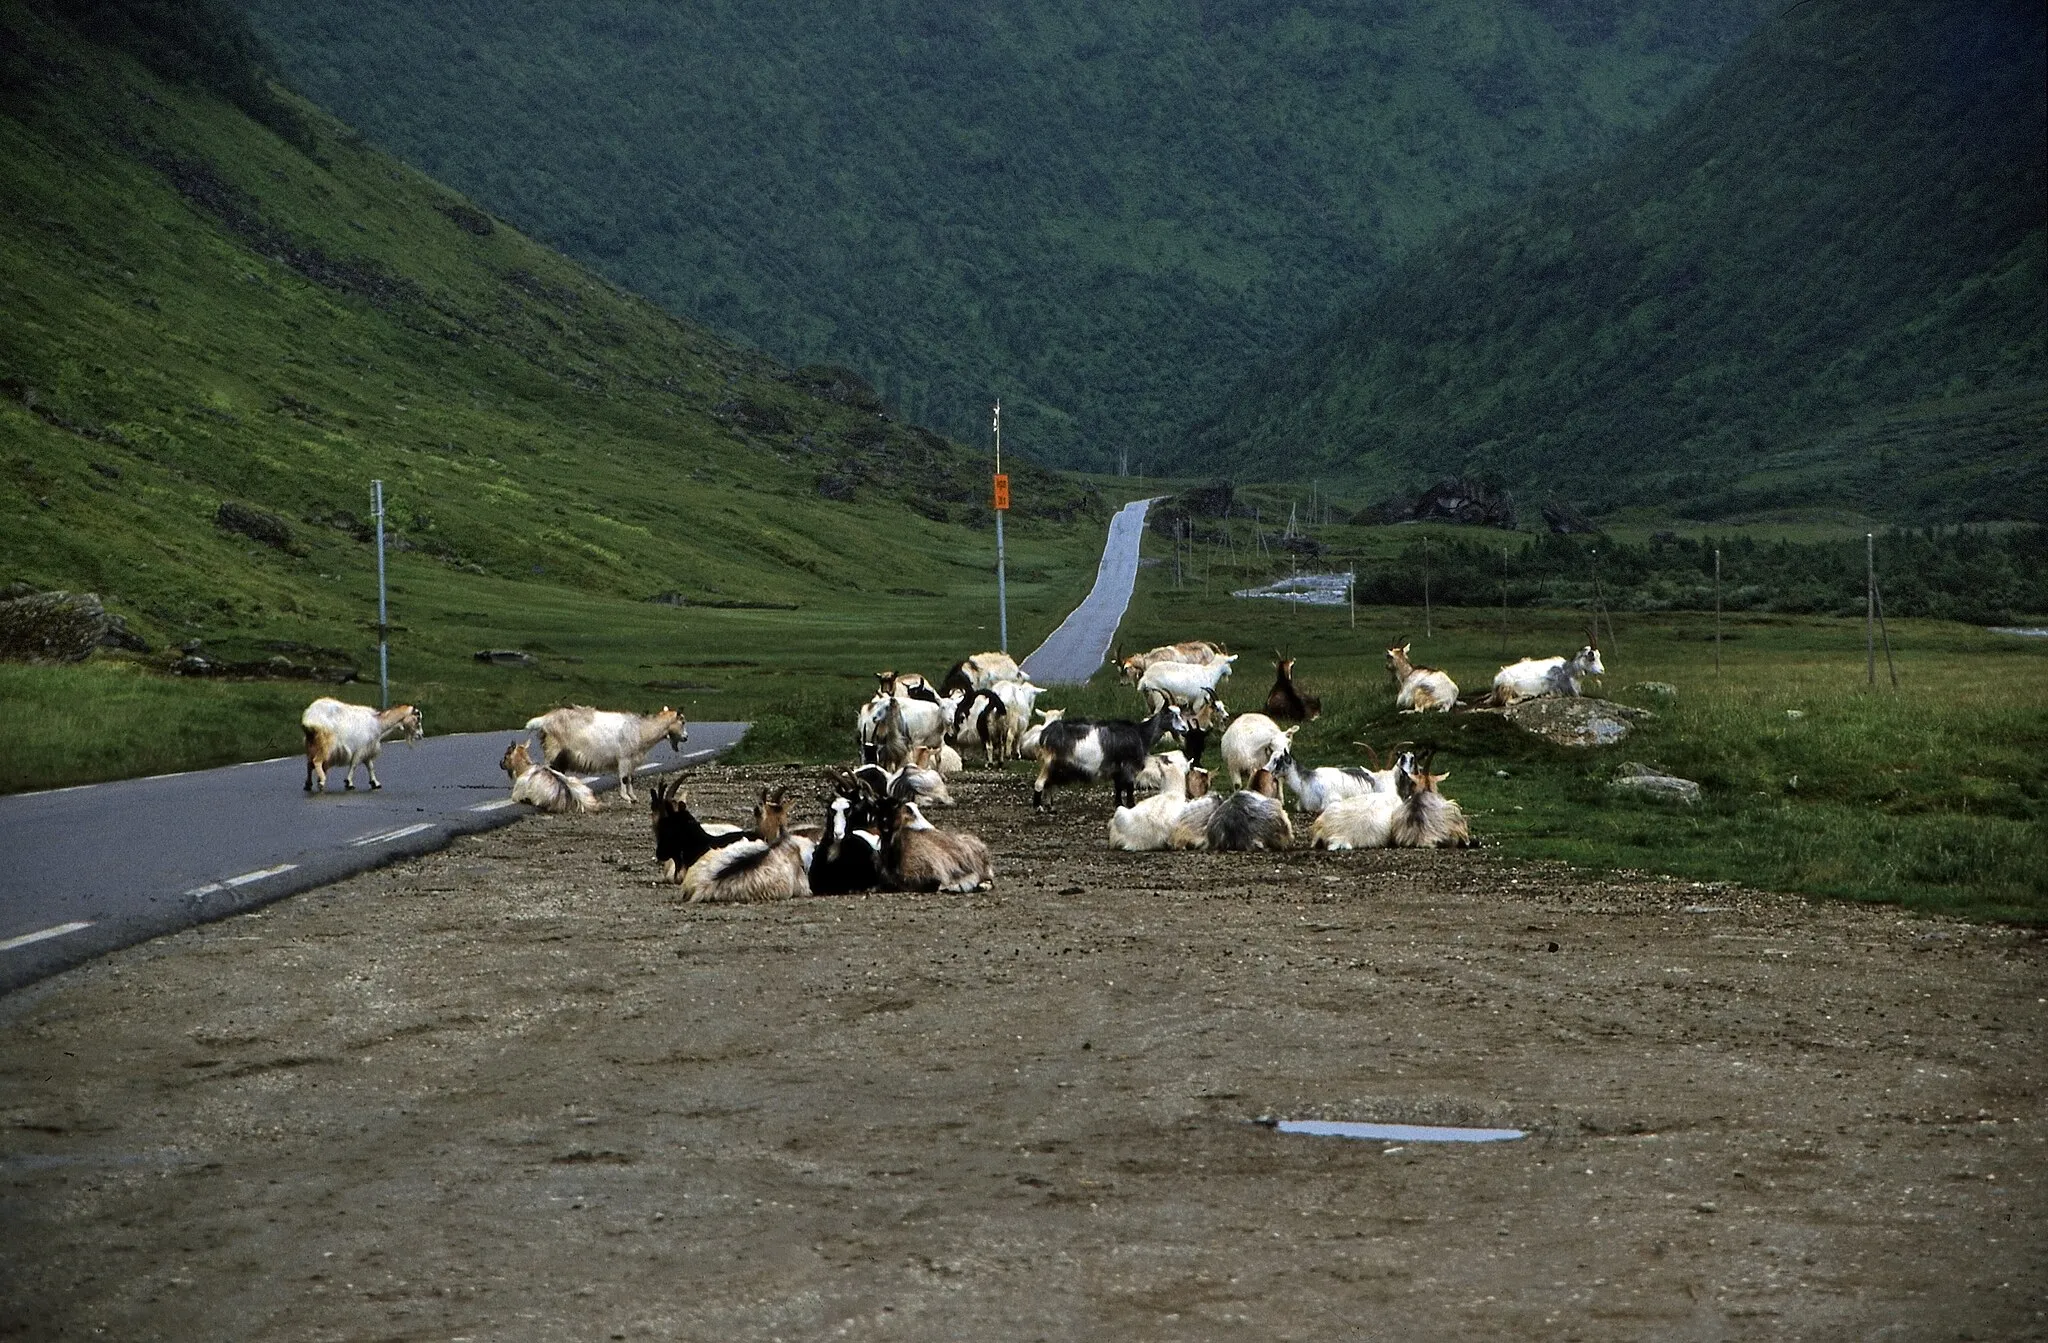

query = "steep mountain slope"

[
  {"left": 245, "top": 0, "right": 1779, "bottom": 471},
  {"left": 1177, "top": 0, "right": 2047, "bottom": 521},
  {"left": 0, "top": 0, "right": 1103, "bottom": 785}
]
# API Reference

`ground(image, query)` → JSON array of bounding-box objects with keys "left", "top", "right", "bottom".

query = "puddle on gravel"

[{"left": 1268, "top": 1119, "right": 1526, "bottom": 1143}]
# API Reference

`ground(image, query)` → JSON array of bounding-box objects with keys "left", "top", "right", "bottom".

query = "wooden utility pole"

[
  {"left": 1500, "top": 546, "right": 1510, "bottom": 657},
  {"left": 1422, "top": 536, "right": 1432, "bottom": 638}
]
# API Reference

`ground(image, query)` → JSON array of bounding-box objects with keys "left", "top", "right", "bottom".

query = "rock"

[
  {"left": 646, "top": 592, "right": 689, "bottom": 607},
  {"left": 474, "top": 649, "right": 536, "bottom": 666},
  {"left": 0, "top": 590, "right": 111, "bottom": 662},
  {"left": 1627, "top": 681, "right": 1678, "bottom": 704},
  {"left": 1609, "top": 771, "right": 1700, "bottom": 805},
  {"left": 1503, "top": 696, "right": 1653, "bottom": 747},
  {"left": 1542, "top": 497, "right": 1598, "bottom": 535},
  {"left": 98, "top": 613, "right": 150, "bottom": 653},
  {"left": 214, "top": 500, "right": 298, "bottom": 552}
]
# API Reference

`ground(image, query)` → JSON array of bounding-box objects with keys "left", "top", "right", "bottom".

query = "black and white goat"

[
  {"left": 1031, "top": 703, "right": 1188, "bottom": 811},
  {"left": 948, "top": 687, "right": 1011, "bottom": 767},
  {"left": 680, "top": 786, "right": 815, "bottom": 903},
  {"left": 809, "top": 769, "right": 885, "bottom": 895},
  {"left": 649, "top": 779, "right": 748, "bottom": 884}
]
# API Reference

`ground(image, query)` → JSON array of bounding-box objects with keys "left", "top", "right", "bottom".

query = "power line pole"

[
  {"left": 371, "top": 478, "right": 390, "bottom": 709},
  {"left": 992, "top": 401, "right": 1009, "bottom": 652}
]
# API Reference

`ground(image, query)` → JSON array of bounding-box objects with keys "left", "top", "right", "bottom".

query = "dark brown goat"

[{"left": 1264, "top": 653, "right": 1322, "bottom": 723}]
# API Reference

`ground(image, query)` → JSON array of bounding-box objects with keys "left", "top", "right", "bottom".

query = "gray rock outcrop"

[
  {"left": 1503, "top": 696, "right": 1653, "bottom": 747},
  {"left": 0, "top": 590, "right": 111, "bottom": 662}
]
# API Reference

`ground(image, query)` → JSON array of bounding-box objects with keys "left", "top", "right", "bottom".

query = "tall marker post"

[
  {"left": 992, "top": 401, "right": 1009, "bottom": 653},
  {"left": 371, "top": 478, "right": 390, "bottom": 709}
]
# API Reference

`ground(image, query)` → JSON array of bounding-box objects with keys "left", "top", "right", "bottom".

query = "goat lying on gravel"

[
  {"left": 878, "top": 780, "right": 993, "bottom": 892},
  {"left": 500, "top": 740, "right": 597, "bottom": 814},
  {"left": 1310, "top": 751, "right": 1471, "bottom": 850},
  {"left": 681, "top": 787, "right": 815, "bottom": 903},
  {"left": 650, "top": 780, "right": 747, "bottom": 883},
  {"left": 1169, "top": 767, "right": 1292, "bottom": 852},
  {"left": 1109, "top": 755, "right": 1210, "bottom": 852},
  {"left": 301, "top": 697, "right": 423, "bottom": 792}
]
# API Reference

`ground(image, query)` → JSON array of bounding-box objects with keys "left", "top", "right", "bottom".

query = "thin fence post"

[
  {"left": 1349, "top": 567, "right": 1356, "bottom": 631},
  {"left": 1713, "top": 546, "right": 1723, "bottom": 676},
  {"left": 1866, "top": 533, "right": 1876, "bottom": 688},
  {"left": 1422, "top": 536, "right": 1432, "bottom": 639},
  {"left": 371, "top": 478, "right": 389, "bottom": 710},
  {"left": 1500, "top": 546, "right": 1509, "bottom": 658},
  {"left": 1872, "top": 534, "right": 1899, "bottom": 689}
]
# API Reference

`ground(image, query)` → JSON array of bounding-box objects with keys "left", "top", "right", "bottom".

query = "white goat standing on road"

[
  {"left": 523, "top": 705, "right": 687, "bottom": 803},
  {"left": 301, "top": 697, "right": 423, "bottom": 792}
]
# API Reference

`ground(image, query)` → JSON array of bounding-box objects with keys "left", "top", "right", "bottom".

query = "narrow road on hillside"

[
  {"left": 1021, "top": 496, "right": 1156, "bottom": 685},
  {"left": 0, "top": 723, "right": 746, "bottom": 994}
]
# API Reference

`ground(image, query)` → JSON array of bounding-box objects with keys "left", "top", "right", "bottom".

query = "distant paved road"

[
  {"left": 1021, "top": 497, "right": 1157, "bottom": 685},
  {"left": 0, "top": 723, "right": 746, "bottom": 994}
]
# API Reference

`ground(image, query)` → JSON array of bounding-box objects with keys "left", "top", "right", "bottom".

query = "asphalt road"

[
  {"left": 0, "top": 722, "right": 747, "bottom": 994},
  {"left": 1020, "top": 496, "right": 1156, "bottom": 684}
]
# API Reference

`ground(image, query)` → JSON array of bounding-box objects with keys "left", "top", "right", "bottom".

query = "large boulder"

[
  {"left": 0, "top": 590, "right": 111, "bottom": 662},
  {"left": 1504, "top": 696, "right": 1653, "bottom": 747},
  {"left": 215, "top": 500, "right": 299, "bottom": 553}
]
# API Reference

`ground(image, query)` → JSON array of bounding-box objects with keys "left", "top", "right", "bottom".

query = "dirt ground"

[{"left": 2, "top": 763, "right": 2044, "bottom": 1342}]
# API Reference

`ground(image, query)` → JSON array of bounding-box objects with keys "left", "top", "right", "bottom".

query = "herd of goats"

[{"left": 294, "top": 636, "right": 1608, "bottom": 905}]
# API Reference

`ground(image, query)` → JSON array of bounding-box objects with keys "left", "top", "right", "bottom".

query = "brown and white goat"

[
  {"left": 523, "top": 704, "right": 686, "bottom": 803},
  {"left": 878, "top": 784, "right": 993, "bottom": 892},
  {"left": 1116, "top": 640, "right": 1230, "bottom": 683},
  {"left": 1386, "top": 643, "right": 1459, "bottom": 714},
  {"left": 500, "top": 740, "right": 598, "bottom": 814},
  {"left": 680, "top": 787, "right": 815, "bottom": 903},
  {"left": 1168, "top": 766, "right": 1292, "bottom": 851},
  {"left": 1310, "top": 751, "right": 1471, "bottom": 850},
  {"left": 301, "top": 696, "right": 423, "bottom": 792}
]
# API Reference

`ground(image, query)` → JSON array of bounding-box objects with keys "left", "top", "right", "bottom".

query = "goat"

[
  {"left": 876, "top": 669, "right": 938, "bottom": 699},
  {"left": 1311, "top": 751, "right": 1470, "bottom": 850},
  {"left": 1032, "top": 703, "right": 1188, "bottom": 811},
  {"left": 1489, "top": 644, "right": 1605, "bottom": 705},
  {"left": 1266, "top": 745, "right": 1390, "bottom": 816},
  {"left": 1386, "top": 643, "right": 1459, "bottom": 714},
  {"left": 1138, "top": 653, "right": 1237, "bottom": 715},
  {"left": 1018, "top": 707, "right": 1064, "bottom": 758},
  {"left": 878, "top": 781, "right": 993, "bottom": 892},
  {"left": 1116, "top": 640, "right": 1230, "bottom": 683},
  {"left": 1168, "top": 767, "right": 1292, "bottom": 851},
  {"left": 1219, "top": 712, "right": 1298, "bottom": 787},
  {"left": 941, "top": 650, "right": 1025, "bottom": 696},
  {"left": 680, "top": 786, "right": 816, "bottom": 903},
  {"left": 1264, "top": 653, "right": 1322, "bottom": 723},
  {"left": 499, "top": 740, "right": 598, "bottom": 814},
  {"left": 649, "top": 779, "right": 748, "bottom": 883},
  {"left": 871, "top": 690, "right": 963, "bottom": 769},
  {"left": 523, "top": 705, "right": 685, "bottom": 803},
  {"left": 948, "top": 687, "right": 1010, "bottom": 767},
  {"left": 301, "top": 697, "right": 423, "bottom": 792},
  {"left": 1133, "top": 748, "right": 1189, "bottom": 793},
  {"left": 1179, "top": 699, "right": 1225, "bottom": 768},
  {"left": 852, "top": 753, "right": 953, "bottom": 808},
  {"left": 1109, "top": 754, "right": 1205, "bottom": 851},
  {"left": 809, "top": 769, "right": 884, "bottom": 895},
  {"left": 989, "top": 678, "right": 1045, "bottom": 761}
]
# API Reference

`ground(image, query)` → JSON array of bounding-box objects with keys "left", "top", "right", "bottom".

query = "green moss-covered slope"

[
  {"left": 0, "top": 0, "right": 1096, "bottom": 642},
  {"left": 1178, "top": 0, "right": 2047, "bottom": 521}
]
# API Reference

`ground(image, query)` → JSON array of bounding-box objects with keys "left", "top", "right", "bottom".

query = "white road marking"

[
  {"left": 184, "top": 863, "right": 300, "bottom": 898},
  {"left": 0, "top": 921, "right": 93, "bottom": 953},
  {"left": 680, "top": 749, "right": 717, "bottom": 761},
  {"left": 350, "top": 822, "right": 436, "bottom": 846},
  {"left": 468, "top": 799, "right": 519, "bottom": 812}
]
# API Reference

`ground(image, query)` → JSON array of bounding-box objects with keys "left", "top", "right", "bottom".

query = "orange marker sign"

[{"left": 993, "top": 473, "right": 1011, "bottom": 511}]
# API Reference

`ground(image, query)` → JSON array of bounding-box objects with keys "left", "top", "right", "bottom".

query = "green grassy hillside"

[
  {"left": 243, "top": 0, "right": 1778, "bottom": 471},
  {"left": 1178, "top": 0, "right": 2047, "bottom": 521},
  {"left": 0, "top": 1, "right": 1109, "bottom": 790}
]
